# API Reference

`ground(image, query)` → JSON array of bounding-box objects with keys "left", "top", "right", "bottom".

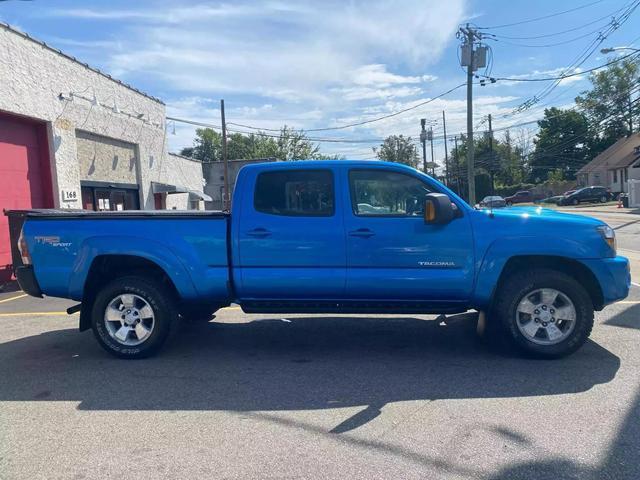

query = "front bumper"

[
  {"left": 581, "top": 256, "right": 631, "bottom": 308},
  {"left": 15, "top": 266, "right": 43, "bottom": 298}
]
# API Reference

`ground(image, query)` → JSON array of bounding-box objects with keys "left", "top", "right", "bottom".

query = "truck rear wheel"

[
  {"left": 91, "top": 276, "right": 177, "bottom": 359},
  {"left": 492, "top": 269, "right": 594, "bottom": 358}
]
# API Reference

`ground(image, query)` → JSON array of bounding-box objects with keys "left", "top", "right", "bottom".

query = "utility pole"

[
  {"left": 220, "top": 99, "right": 230, "bottom": 211},
  {"left": 488, "top": 113, "right": 494, "bottom": 196},
  {"left": 458, "top": 24, "right": 486, "bottom": 205},
  {"left": 420, "top": 119, "right": 427, "bottom": 173},
  {"left": 454, "top": 135, "right": 462, "bottom": 196},
  {"left": 429, "top": 126, "right": 435, "bottom": 177},
  {"left": 442, "top": 110, "right": 449, "bottom": 186}
]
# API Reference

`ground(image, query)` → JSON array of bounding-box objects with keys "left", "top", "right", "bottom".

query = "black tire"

[
  {"left": 572, "top": 198, "right": 579, "bottom": 206},
  {"left": 506, "top": 201, "right": 513, "bottom": 206},
  {"left": 491, "top": 269, "right": 594, "bottom": 359},
  {"left": 600, "top": 195, "right": 607, "bottom": 203},
  {"left": 91, "top": 276, "right": 177, "bottom": 359}
]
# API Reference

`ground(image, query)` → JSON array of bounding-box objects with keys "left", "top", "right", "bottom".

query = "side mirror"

[{"left": 424, "top": 193, "right": 454, "bottom": 225}]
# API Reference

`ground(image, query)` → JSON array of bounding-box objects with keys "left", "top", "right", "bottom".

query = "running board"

[{"left": 240, "top": 300, "right": 468, "bottom": 315}]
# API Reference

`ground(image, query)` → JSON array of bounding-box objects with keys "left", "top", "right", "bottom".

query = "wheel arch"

[
  {"left": 78, "top": 254, "right": 181, "bottom": 332},
  {"left": 492, "top": 255, "right": 604, "bottom": 311}
]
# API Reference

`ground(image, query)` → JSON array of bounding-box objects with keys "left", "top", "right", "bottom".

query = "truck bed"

[{"left": 6, "top": 208, "right": 231, "bottom": 303}]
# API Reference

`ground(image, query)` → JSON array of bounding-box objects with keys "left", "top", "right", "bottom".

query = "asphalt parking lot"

[{"left": 1, "top": 282, "right": 639, "bottom": 479}]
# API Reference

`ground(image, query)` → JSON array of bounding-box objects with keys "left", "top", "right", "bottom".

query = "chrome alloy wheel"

[
  {"left": 515, "top": 288, "right": 576, "bottom": 345},
  {"left": 104, "top": 294, "right": 155, "bottom": 346}
]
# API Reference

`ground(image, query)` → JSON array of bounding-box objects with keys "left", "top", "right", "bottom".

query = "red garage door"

[{"left": 0, "top": 113, "right": 53, "bottom": 282}]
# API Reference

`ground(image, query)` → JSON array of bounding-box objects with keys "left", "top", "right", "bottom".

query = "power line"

[
  {"left": 486, "top": 24, "right": 608, "bottom": 48},
  {"left": 227, "top": 83, "right": 466, "bottom": 133},
  {"left": 493, "top": 1, "right": 640, "bottom": 118},
  {"left": 476, "top": 0, "right": 604, "bottom": 30},
  {"left": 480, "top": 50, "right": 640, "bottom": 83},
  {"left": 487, "top": 3, "right": 630, "bottom": 39}
]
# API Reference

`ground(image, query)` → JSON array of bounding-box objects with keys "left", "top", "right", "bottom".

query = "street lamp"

[{"left": 600, "top": 46, "right": 640, "bottom": 54}]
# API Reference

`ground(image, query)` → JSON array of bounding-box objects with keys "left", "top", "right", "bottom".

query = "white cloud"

[
  {"left": 350, "top": 64, "right": 437, "bottom": 87},
  {"left": 498, "top": 66, "right": 586, "bottom": 87},
  {"left": 44, "top": 1, "right": 481, "bottom": 157}
]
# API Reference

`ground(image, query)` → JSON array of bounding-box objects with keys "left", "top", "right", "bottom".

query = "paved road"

[{"left": 1, "top": 285, "right": 639, "bottom": 480}]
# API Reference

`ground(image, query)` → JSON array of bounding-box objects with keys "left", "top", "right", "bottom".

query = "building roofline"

[
  {"left": 577, "top": 134, "right": 640, "bottom": 174},
  {"left": 169, "top": 153, "right": 277, "bottom": 164},
  {"left": 1, "top": 22, "right": 164, "bottom": 105}
]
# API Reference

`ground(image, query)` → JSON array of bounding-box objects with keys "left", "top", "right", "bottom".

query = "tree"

[
  {"left": 181, "top": 128, "right": 222, "bottom": 162},
  {"left": 180, "top": 126, "right": 341, "bottom": 162},
  {"left": 575, "top": 57, "right": 640, "bottom": 156},
  {"left": 529, "top": 107, "right": 589, "bottom": 182},
  {"left": 374, "top": 135, "right": 419, "bottom": 167}
]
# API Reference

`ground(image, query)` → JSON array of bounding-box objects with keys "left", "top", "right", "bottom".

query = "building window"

[
  {"left": 613, "top": 170, "right": 617, "bottom": 183},
  {"left": 254, "top": 170, "right": 334, "bottom": 216},
  {"left": 81, "top": 182, "right": 140, "bottom": 211}
]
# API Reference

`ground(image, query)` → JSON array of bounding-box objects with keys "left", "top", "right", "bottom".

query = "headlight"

[{"left": 597, "top": 225, "right": 616, "bottom": 253}]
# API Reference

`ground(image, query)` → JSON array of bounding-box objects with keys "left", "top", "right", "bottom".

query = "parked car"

[
  {"left": 558, "top": 186, "right": 610, "bottom": 206},
  {"left": 504, "top": 190, "right": 545, "bottom": 206},
  {"left": 476, "top": 195, "right": 506, "bottom": 209},
  {"left": 7, "top": 161, "right": 630, "bottom": 359}
]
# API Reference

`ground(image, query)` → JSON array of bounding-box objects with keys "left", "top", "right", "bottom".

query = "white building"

[
  {"left": 576, "top": 132, "right": 640, "bottom": 193},
  {"left": 0, "top": 23, "right": 208, "bottom": 282}
]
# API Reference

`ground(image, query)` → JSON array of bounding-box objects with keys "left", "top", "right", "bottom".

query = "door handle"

[
  {"left": 246, "top": 228, "right": 272, "bottom": 238},
  {"left": 349, "top": 228, "right": 375, "bottom": 238}
]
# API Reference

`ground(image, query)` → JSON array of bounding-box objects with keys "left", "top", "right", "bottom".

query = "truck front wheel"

[
  {"left": 91, "top": 276, "right": 177, "bottom": 359},
  {"left": 492, "top": 269, "right": 594, "bottom": 358}
]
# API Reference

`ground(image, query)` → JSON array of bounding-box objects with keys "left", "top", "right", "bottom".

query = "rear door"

[
  {"left": 342, "top": 167, "right": 474, "bottom": 302},
  {"left": 236, "top": 167, "right": 346, "bottom": 300},
  {"left": 581, "top": 187, "right": 594, "bottom": 202}
]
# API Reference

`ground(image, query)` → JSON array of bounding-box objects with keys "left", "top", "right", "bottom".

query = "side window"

[
  {"left": 349, "top": 169, "right": 432, "bottom": 216},
  {"left": 254, "top": 169, "right": 334, "bottom": 216}
]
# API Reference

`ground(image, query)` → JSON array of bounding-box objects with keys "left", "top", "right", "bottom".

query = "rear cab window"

[{"left": 254, "top": 169, "right": 334, "bottom": 216}]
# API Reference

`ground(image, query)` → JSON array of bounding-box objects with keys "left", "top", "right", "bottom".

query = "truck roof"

[{"left": 239, "top": 159, "right": 421, "bottom": 172}]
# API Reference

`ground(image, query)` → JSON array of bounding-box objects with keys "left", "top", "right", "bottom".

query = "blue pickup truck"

[{"left": 7, "top": 161, "right": 630, "bottom": 359}]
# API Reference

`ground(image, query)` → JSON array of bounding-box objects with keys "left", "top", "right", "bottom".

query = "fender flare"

[
  {"left": 473, "top": 236, "right": 600, "bottom": 308},
  {"left": 68, "top": 235, "right": 198, "bottom": 301}
]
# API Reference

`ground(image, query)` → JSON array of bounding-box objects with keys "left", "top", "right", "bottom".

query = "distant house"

[{"left": 576, "top": 133, "right": 640, "bottom": 193}]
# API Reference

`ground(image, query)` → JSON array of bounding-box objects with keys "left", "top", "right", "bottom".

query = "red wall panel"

[{"left": 0, "top": 113, "right": 52, "bottom": 282}]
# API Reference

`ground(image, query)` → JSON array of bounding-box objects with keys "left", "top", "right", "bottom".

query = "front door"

[
  {"left": 236, "top": 167, "right": 346, "bottom": 300},
  {"left": 343, "top": 167, "right": 474, "bottom": 302}
]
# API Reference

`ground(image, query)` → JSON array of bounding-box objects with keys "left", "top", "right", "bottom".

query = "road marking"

[
  {"left": 0, "top": 311, "right": 76, "bottom": 317},
  {"left": 632, "top": 282, "right": 640, "bottom": 288},
  {"left": 220, "top": 306, "right": 242, "bottom": 311},
  {"left": 0, "top": 294, "right": 27, "bottom": 304}
]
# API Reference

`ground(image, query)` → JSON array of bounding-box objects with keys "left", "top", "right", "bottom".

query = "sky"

[{"left": 1, "top": 0, "right": 639, "bottom": 168}]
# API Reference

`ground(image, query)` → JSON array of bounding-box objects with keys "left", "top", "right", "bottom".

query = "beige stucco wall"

[
  {"left": 0, "top": 23, "right": 204, "bottom": 210},
  {"left": 76, "top": 130, "right": 138, "bottom": 185},
  {"left": 163, "top": 154, "right": 205, "bottom": 210}
]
